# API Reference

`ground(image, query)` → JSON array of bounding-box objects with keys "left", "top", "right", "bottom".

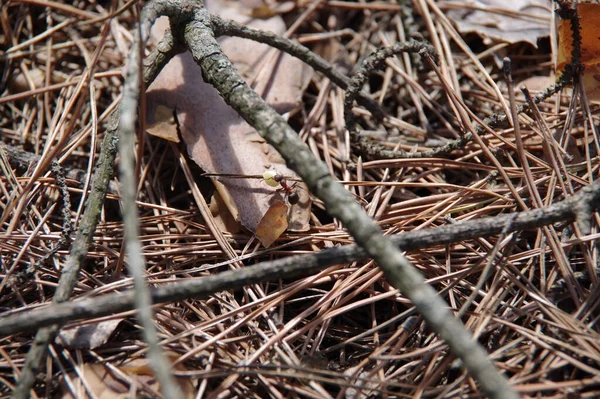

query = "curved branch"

[{"left": 185, "top": 6, "right": 518, "bottom": 397}]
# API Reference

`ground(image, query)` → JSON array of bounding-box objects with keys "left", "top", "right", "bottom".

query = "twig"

[
  {"left": 2, "top": 177, "right": 599, "bottom": 337},
  {"left": 11, "top": 25, "right": 185, "bottom": 399},
  {"left": 27, "top": 161, "right": 73, "bottom": 273},
  {"left": 210, "top": 14, "right": 385, "bottom": 121},
  {"left": 0, "top": 143, "right": 43, "bottom": 169},
  {"left": 115, "top": 3, "right": 182, "bottom": 398}
]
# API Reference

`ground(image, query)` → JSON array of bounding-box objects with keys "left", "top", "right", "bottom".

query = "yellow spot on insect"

[{"left": 263, "top": 170, "right": 282, "bottom": 188}]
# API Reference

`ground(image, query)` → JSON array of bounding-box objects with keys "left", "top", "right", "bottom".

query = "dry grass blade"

[{"left": 1, "top": 0, "right": 599, "bottom": 398}]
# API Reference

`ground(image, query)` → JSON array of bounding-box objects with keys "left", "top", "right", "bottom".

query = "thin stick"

[
  {"left": 2, "top": 177, "right": 599, "bottom": 337},
  {"left": 11, "top": 20, "right": 185, "bottom": 399},
  {"left": 114, "top": 3, "right": 182, "bottom": 398}
]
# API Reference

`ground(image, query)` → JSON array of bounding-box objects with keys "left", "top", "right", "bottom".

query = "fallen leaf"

[
  {"left": 556, "top": 3, "right": 600, "bottom": 103},
  {"left": 442, "top": 0, "right": 551, "bottom": 47},
  {"left": 255, "top": 200, "right": 288, "bottom": 247},
  {"left": 146, "top": 105, "right": 180, "bottom": 142},
  {"left": 147, "top": 0, "right": 313, "bottom": 243}
]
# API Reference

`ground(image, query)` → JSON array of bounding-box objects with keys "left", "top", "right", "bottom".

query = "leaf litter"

[{"left": 1, "top": 0, "right": 600, "bottom": 398}]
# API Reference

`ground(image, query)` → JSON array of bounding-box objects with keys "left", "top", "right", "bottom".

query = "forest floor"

[{"left": 1, "top": 0, "right": 600, "bottom": 398}]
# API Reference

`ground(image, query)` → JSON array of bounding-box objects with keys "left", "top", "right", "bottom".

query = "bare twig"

[
  {"left": 115, "top": 3, "right": 182, "bottom": 398},
  {"left": 2, "top": 177, "right": 599, "bottom": 337},
  {"left": 12, "top": 22, "right": 185, "bottom": 399}
]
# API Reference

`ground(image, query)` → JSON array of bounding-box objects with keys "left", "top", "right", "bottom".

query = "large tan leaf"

[
  {"left": 442, "top": 0, "right": 551, "bottom": 47},
  {"left": 147, "top": 0, "right": 312, "bottom": 245}
]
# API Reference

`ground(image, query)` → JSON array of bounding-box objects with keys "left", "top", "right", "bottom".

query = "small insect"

[
  {"left": 204, "top": 170, "right": 371, "bottom": 207},
  {"left": 203, "top": 170, "right": 302, "bottom": 205},
  {"left": 262, "top": 170, "right": 300, "bottom": 205}
]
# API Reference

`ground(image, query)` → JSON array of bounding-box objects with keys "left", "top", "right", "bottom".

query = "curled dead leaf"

[
  {"left": 255, "top": 200, "right": 289, "bottom": 247},
  {"left": 147, "top": 0, "right": 313, "bottom": 237},
  {"left": 58, "top": 319, "right": 123, "bottom": 349}
]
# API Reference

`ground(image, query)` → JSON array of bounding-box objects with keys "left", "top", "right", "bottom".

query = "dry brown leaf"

[
  {"left": 442, "top": 0, "right": 551, "bottom": 47},
  {"left": 146, "top": 104, "right": 180, "bottom": 142},
  {"left": 255, "top": 199, "right": 288, "bottom": 247},
  {"left": 147, "top": 0, "right": 313, "bottom": 244},
  {"left": 556, "top": 3, "right": 600, "bottom": 103},
  {"left": 60, "top": 354, "right": 195, "bottom": 399}
]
